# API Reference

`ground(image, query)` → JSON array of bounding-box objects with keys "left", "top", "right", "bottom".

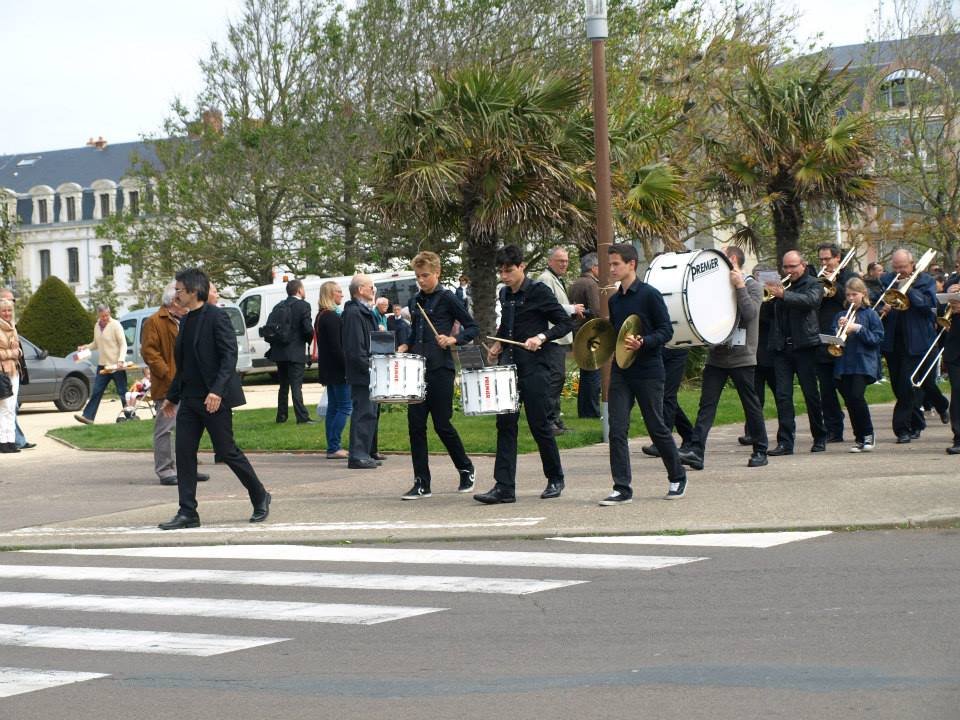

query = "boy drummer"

[{"left": 397, "top": 251, "right": 479, "bottom": 499}]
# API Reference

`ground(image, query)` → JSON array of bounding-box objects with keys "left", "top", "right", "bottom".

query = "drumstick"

[{"left": 486, "top": 335, "right": 529, "bottom": 348}]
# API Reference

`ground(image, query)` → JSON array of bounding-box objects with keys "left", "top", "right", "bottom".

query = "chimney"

[{"left": 86, "top": 136, "right": 108, "bottom": 150}]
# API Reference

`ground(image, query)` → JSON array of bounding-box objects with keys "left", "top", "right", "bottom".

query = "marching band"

[{"left": 294, "top": 242, "right": 960, "bottom": 507}]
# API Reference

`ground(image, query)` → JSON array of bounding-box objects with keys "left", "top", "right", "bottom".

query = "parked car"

[
  {"left": 118, "top": 302, "right": 252, "bottom": 374},
  {"left": 17, "top": 336, "right": 97, "bottom": 412}
]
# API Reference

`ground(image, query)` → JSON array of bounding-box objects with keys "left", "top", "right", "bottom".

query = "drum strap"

[{"left": 414, "top": 290, "right": 444, "bottom": 346}]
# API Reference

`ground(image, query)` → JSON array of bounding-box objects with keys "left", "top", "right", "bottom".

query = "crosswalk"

[{"left": 0, "top": 531, "right": 830, "bottom": 699}]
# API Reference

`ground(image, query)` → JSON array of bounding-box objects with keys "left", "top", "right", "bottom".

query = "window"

[
  {"left": 99, "top": 193, "right": 111, "bottom": 218},
  {"left": 101, "top": 245, "right": 114, "bottom": 278},
  {"left": 37, "top": 199, "right": 48, "bottom": 224},
  {"left": 128, "top": 190, "right": 139, "bottom": 216},
  {"left": 239, "top": 295, "right": 262, "bottom": 328},
  {"left": 66, "top": 196, "right": 77, "bottom": 221},
  {"left": 877, "top": 69, "right": 941, "bottom": 110},
  {"left": 121, "top": 319, "right": 138, "bottom": 349},
  {"left": 39, "top": 250, "right": 51, "bottom": 282},
  {"left": 67, "top": 247, "right": 80, "bottom": 283}
]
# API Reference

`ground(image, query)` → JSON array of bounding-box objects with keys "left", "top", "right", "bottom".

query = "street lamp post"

[{"left": 585, "top": 0, "right": 614, "bottom": 441}]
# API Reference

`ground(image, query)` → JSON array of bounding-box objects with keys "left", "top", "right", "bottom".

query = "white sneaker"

[
  {"left": 861, "top": 435, "right": 875, "bottom": 452},
  {"left": 849, "top": 443, "right": 864, "bottom": 453}
]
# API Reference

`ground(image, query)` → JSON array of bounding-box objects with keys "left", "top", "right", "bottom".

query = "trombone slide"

[{"left": 910, "top": 327, "right": 947, "bottom": 387}]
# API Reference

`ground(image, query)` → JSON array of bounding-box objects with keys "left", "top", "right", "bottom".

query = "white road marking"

[
  {"left": 0, "top": 565, "right": 584, "bottom": 595},
  {"left": 0, "top": 592, "right": 443, "bottom": 626},
  {"left": 0, "top": 667, "right": 108, "bottom": 698},
  {"left": 549, "top": 531, "right": 834, "bottom": 548},
  {"left": 37, "top": 545, "right": 706, "bottom": 570},
  {"left": 3, "top": 517, "right": 545, "bottom": 537},
  {"left": 0, "top": 623, "right": 286, "bottom": 656}
]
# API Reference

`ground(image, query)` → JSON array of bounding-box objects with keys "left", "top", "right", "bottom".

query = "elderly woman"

[{"left": 0, "top": 298, "right": 23, "bottom": 453}]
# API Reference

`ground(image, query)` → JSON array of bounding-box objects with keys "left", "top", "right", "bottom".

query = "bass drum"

[{"left": 643, "top": 249, "right": 737, "bottom": 347}]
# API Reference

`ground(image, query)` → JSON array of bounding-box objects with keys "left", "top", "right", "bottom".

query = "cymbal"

[
  {"left": 615, "top": 314, "right": 643, "bottom": 369},
  {"left": 572, "top": 318, "right": 615, "bottom": 370}
]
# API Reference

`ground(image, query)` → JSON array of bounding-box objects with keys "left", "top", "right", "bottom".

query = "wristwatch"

[{"left": 536, "top": 333, "right": 547, "bottom": 342}]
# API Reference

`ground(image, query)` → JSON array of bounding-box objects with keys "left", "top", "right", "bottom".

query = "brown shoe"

[{"left": 326, "top": 449, "right": 349, "bottom": 459}]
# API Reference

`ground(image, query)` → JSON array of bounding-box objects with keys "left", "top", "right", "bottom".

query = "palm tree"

[
  {"left": 377, "top": 64, "right": 595, "bottom": 336},
  {"left": 704, "top": 60, "right": 877, "bottom": 264}
]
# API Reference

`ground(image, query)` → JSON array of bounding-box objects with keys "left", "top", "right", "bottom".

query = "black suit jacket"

[
  {"left": 944, "top": 316, "right": 960, "bottom": 364},
  {"left": 265, "top": 296, "right": 314, "bottom": 363},
  {"left": 167, "top": 303, "right": 246, "bottom": 408}
]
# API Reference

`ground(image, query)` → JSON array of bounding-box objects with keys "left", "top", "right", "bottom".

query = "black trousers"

[
  {"left": 884, "top": 351, "right": 923, "bottom": 436},
  {"left": 745, "top": 363, "right": 777, "bottom": 440},
  {"left": 837, "top": 374, "right": 874, "bottom": 442},
  {"left": 691, "top": 364, "right": 767, "bottom": 455},
  {"left": 662, "top": 348, "right": 693, "bottom": 444},
  {"left": 608, "top": 372, "right": 684, "bottom": 499},
  {"left": 408, "top": 367, "right": 472, "bottom": 484},
  {"left": 175, "top": 396, "right": 266, "bottom": 517},
  {"left": 816, "top": 360, "right": 846, "bottom": 439},
  {"left": 545, "top": 346, "right": 568, "bottom": 428},
  {"left": 947, "top": 360, "right": 960, "bottom": 445},
  {"left": 276, "top": 360, "right": 309, "bottom": 422},
  {"left": 349, "top": 384, "right": 378, "bottom": 462},
  {"left": 577, "top": 368, "right": 601, "bottom": 418},
  {"left": 494, "top": 363, "right": 563, "bottom": 492},
  {"left": 772, "top": 346, "right": 827, "bottom": 449}
]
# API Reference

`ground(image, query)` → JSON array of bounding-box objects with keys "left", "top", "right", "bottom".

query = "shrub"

[{"left": 17, "top": 276, "right": 94, "bottom": 356}]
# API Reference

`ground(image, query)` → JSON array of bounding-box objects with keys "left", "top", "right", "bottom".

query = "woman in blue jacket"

[{"left": 832, "top": 278, "right": 885, "bottom": 452}]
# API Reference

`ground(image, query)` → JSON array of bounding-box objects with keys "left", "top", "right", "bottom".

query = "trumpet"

[
  {"left": 826, "top": 303, "right": 858, "bottom": 357},
  {"left": 882, "top": 248, "right": 937, "bottom": 312},
  {"left": 819, "top": 248, "right": 857, "bottom": 298},
  {"left": 762, "top": 274, "right": 793, "bottom": 302},
  {"left": 910, "top": 307, "right": 953, "bottom": 387}
]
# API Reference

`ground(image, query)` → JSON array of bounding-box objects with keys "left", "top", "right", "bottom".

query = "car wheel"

[{"left": 54, "top": 376, "right": 90, "bottom": 412}]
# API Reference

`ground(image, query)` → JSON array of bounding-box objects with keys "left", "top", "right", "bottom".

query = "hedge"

[{"left": 17, "top": 276, "right": 94, "bottom": 356}]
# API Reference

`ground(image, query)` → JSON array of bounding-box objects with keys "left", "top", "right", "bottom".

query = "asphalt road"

[{"left": 1, "top": 529, "right": 957, "bottom": 719}]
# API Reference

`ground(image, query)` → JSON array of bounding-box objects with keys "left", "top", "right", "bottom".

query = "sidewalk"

[{"left": 4, "top": 384, "right": 959, "bottom": 550}]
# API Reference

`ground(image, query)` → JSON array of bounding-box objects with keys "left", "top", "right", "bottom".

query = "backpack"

[{"left": 259, "top": 301, "right": 294, "bottom": 345}]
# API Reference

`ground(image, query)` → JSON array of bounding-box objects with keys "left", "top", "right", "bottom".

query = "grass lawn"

[{"left": 49, "top": 379, "right": 902, "bottom": 454}]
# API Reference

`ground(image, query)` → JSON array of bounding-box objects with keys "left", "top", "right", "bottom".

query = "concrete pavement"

[{"left": 3, "top": 381, "right": 959, "bottom": 549}]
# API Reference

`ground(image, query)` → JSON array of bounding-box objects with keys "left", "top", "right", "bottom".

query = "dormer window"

[
  {"left": 28, "top": 185, "right": 55, "bottom": 225},
  {"left": 37, "top": 199, "right": 49, "bottom": 224},
  {"left": 57, "top": 182, "right": 83, "bottom": 223},
  {"left": 99, "top": 193, "right": 111, "bottom": 218},
  {"left": 91, "top": 179, "right": 117, "bottom": 220},
  {"left": 128, "top": 190, "right": 139, "bottom": 216},
  {"left": 66, "top": 196, "right": 77, "bottom": 221},
  {"left": 878, "top": 68, "right": 940, "bottom": 109}
]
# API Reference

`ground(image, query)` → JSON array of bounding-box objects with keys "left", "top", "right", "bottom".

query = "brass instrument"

[
  {"left": 826, "top": 304, "right": 858, "bottom": 357},
  {"left": 762, "top": 274, "right": 793, "bottom": 302},
  {"left": 881, "top": 248, "right": 937, "bottom": 312},
  {"left": 819, "top": 248, "right": 857, "bottom": 298},
  {"left": 910, "top": 308, "right": 953, "bottom": 388},
  {"left": 871, "top": 273, "right": 902, "bottom": 316}
]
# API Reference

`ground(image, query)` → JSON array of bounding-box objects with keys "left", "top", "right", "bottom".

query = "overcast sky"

[{"left": 0, "top": 0, "right": 919, "bottom": 154}]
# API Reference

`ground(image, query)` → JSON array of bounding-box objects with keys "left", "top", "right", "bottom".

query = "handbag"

[{"left": 0, "top": 372, "right": 12, "bottom": 400}]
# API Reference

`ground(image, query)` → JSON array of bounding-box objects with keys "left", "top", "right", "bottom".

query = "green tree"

[
  {"left": 377, "top": 64, "right": 595, "bottom": 335},
  {"left": 0, "top": 195, "right": 22, "bottom": 281},
  {"left": 17, "top": 276, "right": 93, "bottom": 357},
  {"left": 86, "top": 274, "right": 119, "bottom": 314},
  {"left": 704, "top": 59, "right": 878, "bottom": 264}
]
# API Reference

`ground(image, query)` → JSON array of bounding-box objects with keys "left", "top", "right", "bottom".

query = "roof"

[
  {"left": 0, "top": 140, "right": 159, "bottom": 194},
  {"left": 806, "top": 34, "right": 960, "bottom": 80}
]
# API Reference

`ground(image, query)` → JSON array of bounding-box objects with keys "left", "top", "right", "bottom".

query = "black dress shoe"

[
  {"left": 250, "top": 492, "right": 271, "bottom": 523},
  {"left": 348, "top": 459, "right": 378, "bottom": 469},
  {"left": 372, "top": 452, "right": 388, "bottom": 461},
  {"left": 20, "top": 442, "right": 36, "bottom": 449},
  {"left": 158, "top": 512, "right": 200, "bottom": 530},
  {"left": 159, "top": 476, "right": 178, "bottom": 486},
  {"left": 939, "top": 409, "right": 950, "bottom": 425},
  {"left": 946, "top": 445, "right": 960, "bottom": 455},
  {"left": 641, "top": 444, "right": 661, "bottom": 458},
  {"left": 909, "top": 429, "right": 922, "bottom": 440},
  {"left": 737, "top": 435, "right": 753, "bottom": 446},
  {"left": 896, "top": 434, "right": 911, "bottom": 444},
  {"left": 748, "top": 452, "right": 768, "bottom": 467},
  {"left": 196, "top": 473, "right": 210, "bottom": 482},
  {"left": 810, "top": 442, "right": 826, "bottom": 453},
  {"left": 474, "top": 486, "right": 516, "bottom": 504},
  {"left": 540, "top": 481, "right": 564, "bottom": 499},
  {"left": 677, "top": 448, "right": 704, "bottom": 471},
  {"left": 826, "top": 435, "right": 844, "bottom": 444},
  {"left": 767, "top": 444, "right": 793, "bottom": 456},
  {"left": 275, "top": 417, "right": 287, "bottom": 424}
]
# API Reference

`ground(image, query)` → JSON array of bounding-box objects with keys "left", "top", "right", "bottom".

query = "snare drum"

[
  {"left": 460, "top": 365, "right": 519, "bottom": 416},
  {"left": 644, "top": 249, "right": 737, "bottom": 347},
  {"left": 369, "top": 353, "right": 426, "bottom": 403}
]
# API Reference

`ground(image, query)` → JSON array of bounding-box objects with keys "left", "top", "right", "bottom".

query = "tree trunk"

[
  {"left": 770, "top": 176, "right": 803, "bottom": 267},
  {"left": 464, "top": 227, "right": 500, "bottom": 342},
  {"left": 342, "top": 183, "right": 356, "bottom": 274}
]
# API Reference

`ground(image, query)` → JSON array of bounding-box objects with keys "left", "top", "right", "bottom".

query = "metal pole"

[{"left": 590, "top": 38, "right": 614, "bottom": 442}]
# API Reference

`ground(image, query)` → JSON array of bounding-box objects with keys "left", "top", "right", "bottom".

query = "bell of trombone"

[
  {"left": 881, "top": 248, "right": 937, "bottom": 312},
  {"left": 818, "top": 248, "right": 857, "bottom": 299},
  {"left": 762, "top": 274, "right": 792, "bottom": 303}
]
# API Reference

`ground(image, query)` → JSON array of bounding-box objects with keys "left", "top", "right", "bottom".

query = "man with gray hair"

[
  {"left": 141, "top": 282, "right": 208, "bottom": 485},
  {"left": 568, "top": 252, "right": 602, "bottom": 418},
  {"left": 341, "top": 274, "right": 381, "bottom": 469},
  {"left": 75, "top": 304, "right": 128, "bottom": 424},
  {"left": 537, "top": 246, "right": 585, "bottom": 434}
]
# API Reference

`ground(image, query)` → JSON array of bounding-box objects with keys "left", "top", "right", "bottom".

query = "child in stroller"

[{"left": 118, "top": 367, "right": 152, "bottom": 422}]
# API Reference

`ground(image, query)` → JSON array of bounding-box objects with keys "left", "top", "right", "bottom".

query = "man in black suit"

[
  {"left": 944, "top": 286, "right": 960, "bottom": 455},
  {"left": 269, "top": 279, "right": 315, "bottom": 424},
  {"left": 158, "top": 268, "right": 271, "bottom": 530}
]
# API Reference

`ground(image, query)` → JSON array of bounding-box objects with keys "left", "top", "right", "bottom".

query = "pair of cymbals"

[{"left": 572, "top": 315, "right": 643, "bottom": 370}]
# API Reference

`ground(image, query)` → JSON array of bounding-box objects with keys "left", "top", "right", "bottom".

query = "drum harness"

[
  {"left": 413, "top": 290, "right": 445, "bottom": 351},
  {"left": 498, "top": 286, "right": 526, "bottom": 364}
]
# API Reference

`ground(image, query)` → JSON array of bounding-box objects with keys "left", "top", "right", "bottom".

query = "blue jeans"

[
  {"left": 14, "top": 418, "right": 26, "bottom": 448},
  {"left": 82, "top": 368, "right": 128, "bottom": 421},
  {"left": 324, "top": 383, "right": 352, "bottom": 452}
]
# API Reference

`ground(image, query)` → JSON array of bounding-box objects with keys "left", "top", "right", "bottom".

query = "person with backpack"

[{"left": 262, "top": 279, "right": 315, "bottom": 424}]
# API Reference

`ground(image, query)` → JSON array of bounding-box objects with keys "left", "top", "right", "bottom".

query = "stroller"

[{"left": 117, "top": 369, "right": 153, "bottom": 423}]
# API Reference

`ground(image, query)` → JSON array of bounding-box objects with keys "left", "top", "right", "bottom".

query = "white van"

[
  {"left": 236, "top": 271, "right": 419, "bottom": 374},
  {"left": 118, "top": 301, "right": 252, "bottom": 374}
]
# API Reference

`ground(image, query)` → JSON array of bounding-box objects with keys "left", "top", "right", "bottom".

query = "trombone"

[
  {"left": 762, "top": 274, "right": 793, "bottom": 302},
  {"left": 819, "top": 248, "right": 857, "bottom": 298},
  {"left": 881, "top": 248, "right": 937, "bottom": 312},
  {"left": 910, "top": 307, "right": 953, "bottom": 387},
  {"left": 871, "top": 273, "right": 901, "bottom": 316},
  {"left": 826, "top": 303, "right": 858, "bottom": 357}
]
